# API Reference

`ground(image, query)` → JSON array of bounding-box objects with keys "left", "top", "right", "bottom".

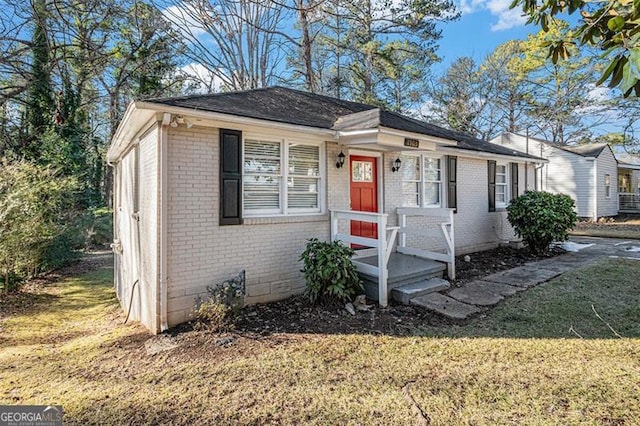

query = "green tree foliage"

[
  {"left": 323, "top": 0, "right": 458, "bottom": 108},
  {"left": 0, "top": 160, "right": 78, "bottom": 292},
  {"left": 511, "top": 0, "right": 640, "bottom": 96},
  {"left": 299, "top": 238, "right": 363, "bottom": 304},
  {"left": 24, "top": 0, "right": 54, "bottom": 160},
  {"left": 429, "top": 23, "right": 608, "bottom": 144},
  {"left": 507, "top": 191, "right": 578, "bottom": 255}
]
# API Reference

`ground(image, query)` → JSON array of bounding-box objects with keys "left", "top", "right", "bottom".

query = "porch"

[
  {"left": 619, "top": 193, "right": 640, "bottom": 213},
  {"left": 330, "top": 208, "right": 455, "bottom": 307}
]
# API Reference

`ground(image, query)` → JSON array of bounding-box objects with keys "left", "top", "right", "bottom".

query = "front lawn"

[{"left": 1, "top": 257, "right": 639, "bottom": 425}]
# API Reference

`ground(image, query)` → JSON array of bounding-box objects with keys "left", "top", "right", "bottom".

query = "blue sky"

[{"left": 434, "top": 0, "right": 536, "bottom": 72}]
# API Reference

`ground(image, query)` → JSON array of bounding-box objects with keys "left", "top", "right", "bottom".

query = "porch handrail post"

[
  {"left": 377, "top": 213, "right": 388, "bottom": 307},
  {"left": 399, "top": 211, "right": 407, "bottom": 249},
  {"left": 330, "top": 210, "right": 338, "bottom": 241}
]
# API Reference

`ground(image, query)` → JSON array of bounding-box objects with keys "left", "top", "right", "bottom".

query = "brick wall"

[{"left": 165, "top": 126, "right": 332, "bottom": 327}]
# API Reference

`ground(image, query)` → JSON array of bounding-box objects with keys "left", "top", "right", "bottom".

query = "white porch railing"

[
  {"left": 330, "top": 210, "right": 399, "bottom": 307},
  {"left": 397, "top": 207, "right": 456, "bottom": 280},
  {"left": 619, "top": 193, "right": 640, "bottom": 212}
]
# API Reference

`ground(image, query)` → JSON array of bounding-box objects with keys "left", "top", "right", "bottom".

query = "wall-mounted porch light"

[
  {"left": 391, "top": 157, "right": 402, "bottom": 173},
  {"left": 336, "top": 151, "right": 346, "bottom": 168}
]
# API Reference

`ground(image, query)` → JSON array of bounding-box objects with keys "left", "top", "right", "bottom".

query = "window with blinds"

[
  {"left": 243, "top": 139, "right": 322, "bottom": 215},
  {"left": 401, "top": 154, "right": 443, "bottom": 208}
]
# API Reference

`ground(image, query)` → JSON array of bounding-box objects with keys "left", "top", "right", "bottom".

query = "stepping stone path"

[
  {"left": 405, "top": 237, "right": 640, "bottom": 320},
  {"left": 411, "top": 293, "right": 482, "bottom": 320}
]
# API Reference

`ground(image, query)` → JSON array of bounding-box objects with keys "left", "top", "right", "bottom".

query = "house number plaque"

[{"left": 404, "top": 138, "right": 419, "bottom": 148}]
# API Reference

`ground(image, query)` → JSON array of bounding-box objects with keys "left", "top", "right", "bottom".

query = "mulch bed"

[{"left": 228, "top": 245, "right": 566, "bottom": 336}]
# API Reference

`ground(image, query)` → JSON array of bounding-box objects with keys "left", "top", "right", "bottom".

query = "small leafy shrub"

[
  {"left": 193, "top": 270, "right": 246, "bottom": 331},
  {"left": 507, "top": 191, "right": 578, "bottom": 255},
  {"left": 299, "top": 238, "right": 363, "bottom": 304},
  {"left": 192, "top": 298, "right": 230, "bottom": 332}
]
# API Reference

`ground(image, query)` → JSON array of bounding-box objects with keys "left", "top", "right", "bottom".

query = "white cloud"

[
  {"left": 180, "top": 63, "right": 224, "bottom": 93},
  {"left": 490, "top": 8, "right": 528, "bottom": 31},
  {"left": 458, "top": 0, "right": 527, "bottom": 32},
  {"left": 162, "top": 2, "right": 209, "bottom": 38}
]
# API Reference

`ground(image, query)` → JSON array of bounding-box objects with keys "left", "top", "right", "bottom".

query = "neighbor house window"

[
  {"left": 243, "top": 138, "right": 322, "bottom": 215},
  {"left": 401, "top": 154, "right": 443, "bottom": 208},
  {"left": 604, "top": 173, "right": 611, "bottom": 198}
]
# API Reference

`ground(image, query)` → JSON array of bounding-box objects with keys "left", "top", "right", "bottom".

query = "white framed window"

[
  {"left": 604, "top": 173, "right": 611, "bottom": 199},
  {"left": 495, "top": 163, "right": 508, "bottom": 208},
  {"left": 243, "top": 138, "right": 323, "bottom": 216},
  {"left": 401, "top": 154, "right": 443, "bottom": 208}
]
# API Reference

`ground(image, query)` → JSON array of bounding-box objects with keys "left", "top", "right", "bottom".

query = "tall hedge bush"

[
  {"left": 0, "top": 160, "right": 78, "bottom": 292},
  {"left": 506, "top": 191, "right": 578, "bottom": 255}
]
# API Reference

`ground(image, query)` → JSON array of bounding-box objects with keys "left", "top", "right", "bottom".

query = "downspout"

[
  {"left": 159, "top": 117, "right": 169, "bottom": 332},
  {"left": 525, "top": 129, "right": 529, "bottom": 190},
  {"left": 589, "top": 158, "right": 598, "bottom": 221}
]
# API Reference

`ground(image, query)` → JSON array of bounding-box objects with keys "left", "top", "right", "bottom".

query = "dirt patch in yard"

[{"left": 571, "top": 214, "right": 640, "bottom": 240}]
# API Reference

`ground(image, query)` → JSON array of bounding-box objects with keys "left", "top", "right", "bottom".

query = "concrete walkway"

[{"left": 413, "top": 236, "right": 640, "bottom": 320}]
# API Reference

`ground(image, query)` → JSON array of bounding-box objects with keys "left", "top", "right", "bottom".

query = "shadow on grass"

[{"left": 0, "top": 266, "right": 119, "bottom": 347}]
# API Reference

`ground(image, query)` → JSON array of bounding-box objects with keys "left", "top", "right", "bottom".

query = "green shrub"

[
  {"left": 0, "top": 160, "right": 79, "bottom": 292},
  {"left": 507, "top": 191, "right": 578, "bottom": 255},
  {"left": 74, "top": 207, "right": 113, "bottom": 249},
  {"left": 299, "top": 238, "right": 363, "bottom": 304},
  {"left": 192, "top": 298, "right": 230, "bottom": 332}
]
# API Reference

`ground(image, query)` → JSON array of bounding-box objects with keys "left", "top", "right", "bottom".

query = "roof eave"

[{"left": 438, "top": 145, "right": 548, "bottom": 163}]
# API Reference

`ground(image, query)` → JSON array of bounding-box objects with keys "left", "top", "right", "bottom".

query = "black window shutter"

[
  {"left": 511, "top": 163, "right": 519, "bottom": 200},
  {"left": 488, "top": 160, "right": 496, "bottom": 212},
  {"left": 220, "top": 129, "right": 242, "bottom": 225},
  {"left": 446, "top": 156, "right": 457, "bottom": 213}
]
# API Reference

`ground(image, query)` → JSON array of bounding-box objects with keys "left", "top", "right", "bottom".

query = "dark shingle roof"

[
  {"left": 145, "top": 87, "right": 541, "bottom": 160},
  {"left": 506, "top": 132, "right": 609, "bottom": 158},
  {"left": 560, "top": 143, "right": 608, "bottom": 157}
]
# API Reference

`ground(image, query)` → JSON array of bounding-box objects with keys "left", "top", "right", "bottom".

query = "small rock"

[
  {"left": 215, "top": 336, "right": 236, "bottom": 347},
  {"left": 345, "top": 302, "right": 356, "bottom": 316},
  {"left": 464, "top": 255, "right": 471, "bottom": 263}
]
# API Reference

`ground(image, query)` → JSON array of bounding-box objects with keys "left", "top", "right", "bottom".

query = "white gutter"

[
  {"left": 437, "top": 146, "right": 548, "bottom": 164},
  {"left": 135, "top": 101, "right": 336, "bottom": 136}
]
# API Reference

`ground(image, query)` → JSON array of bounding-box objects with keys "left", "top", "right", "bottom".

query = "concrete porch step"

[
  {"left": 391, "top": 278, "right": 451, "bottom": 304},
  {"left": 356, "top": 253, "right": 446, "bottom": 287},
  {"left": 356, "top": 253, "right": 446, "bottom": 301}
]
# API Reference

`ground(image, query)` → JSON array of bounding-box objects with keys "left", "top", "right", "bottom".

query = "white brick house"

[{"left": 108, "top": 87, "right": 543, "bottom": 333}]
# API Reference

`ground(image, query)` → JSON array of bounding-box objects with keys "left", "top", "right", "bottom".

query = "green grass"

[{"left": 1, "top": 259, "right": 639, "bottom": 425}]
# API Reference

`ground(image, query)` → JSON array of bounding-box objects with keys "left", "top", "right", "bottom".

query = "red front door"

[{"left": 350, "top": 155, "right": 378, "bottom": 242}]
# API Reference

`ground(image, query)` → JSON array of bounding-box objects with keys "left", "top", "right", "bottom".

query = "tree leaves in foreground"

[
  {"left": 0, "top": 161, "right": 78, "bottom": 292},
  {"left": 511, "top": 0, "right": 640, "bottom": 97}
]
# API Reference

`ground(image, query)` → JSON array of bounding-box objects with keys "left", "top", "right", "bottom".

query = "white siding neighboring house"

[
  {"left": 491, "top": 132, "right": 619, "bottom": 220},
  {"left": 108, "top": 88, "right": 543, "bottom": 334}
]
